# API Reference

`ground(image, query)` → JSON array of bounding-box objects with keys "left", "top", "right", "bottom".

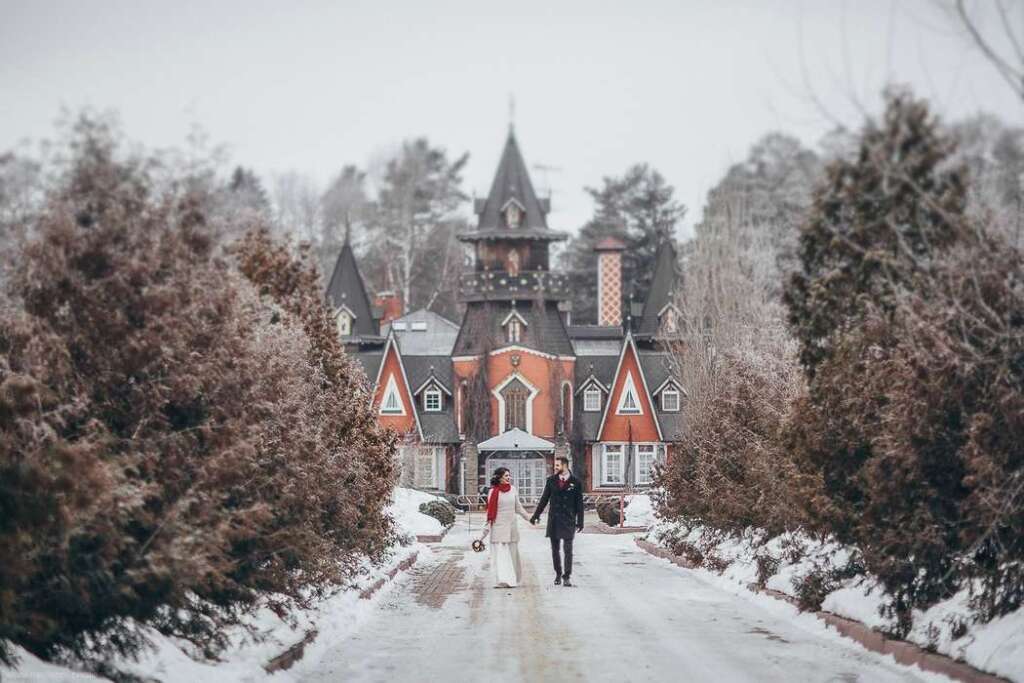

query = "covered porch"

[{"left": 476, "top": 428, "right": 554, "bottom": 500}]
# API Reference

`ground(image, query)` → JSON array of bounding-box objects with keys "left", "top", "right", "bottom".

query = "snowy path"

[{"left": 302, "top": 518, "right": 947, "bottom": 683}]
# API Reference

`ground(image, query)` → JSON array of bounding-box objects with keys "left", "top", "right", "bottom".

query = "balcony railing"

[{"left": 458, "top": 269, "right": 571, "bottom": 302}]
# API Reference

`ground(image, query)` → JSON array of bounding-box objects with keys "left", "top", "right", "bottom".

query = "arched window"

[
  {"left": 458, "top": 380, "right": 469, "bottom": 435},
  {"left": 337, "top": 311, "right": 352, "bottom": 337},
  {"left": 501, "top": 378, "right": 529, "bottom": 432},
  {"left": 560, "top": 382, "right": 572, "bottom": 434},
  {"left": 507, "top": 248, "right": 521, "bottom": 276}
]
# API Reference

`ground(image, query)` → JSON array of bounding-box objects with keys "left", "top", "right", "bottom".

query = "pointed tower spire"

[
  {"left": 458, "top": 131, "right": 566, "bottom": 243},
  {"left": 325, "top": 239, "right": 379, "bottom": 339}
]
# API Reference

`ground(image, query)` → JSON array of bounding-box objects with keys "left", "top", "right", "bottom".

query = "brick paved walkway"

[{"left": 409, "top": 548, "right": 468, "bottom": 609}]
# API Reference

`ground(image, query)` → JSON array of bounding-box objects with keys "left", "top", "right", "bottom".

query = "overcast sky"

[{"left": 1, "top": 0, "right": 1020, "bottom": 239}]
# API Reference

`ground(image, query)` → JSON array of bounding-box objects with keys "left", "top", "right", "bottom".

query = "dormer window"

[
  {"left": 583, "top": 386, "right": 602, "bottom": 412},
  {"left": 424, "top": 387, "right": 442, "bottom": 412},
  {"left": 661, "top": 387, "right": 680, "bottom": 412},
  {"left": 508, "top": 318, "right": 522, "bottom": 343},
  {"left": 659, "top": 304, "right": 681, "bottom": 335},
  {"left": 336, "top": 306, "right": 355, "bottom": 337},
  {"left": 504, "top": 200, "right": 523, "bottom": 229},
  {"left": 502, "top": 310, "right": 528, "bottom": 345}
]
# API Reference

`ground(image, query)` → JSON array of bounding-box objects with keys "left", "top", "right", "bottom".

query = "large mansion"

[{"left": 326, "top": 130, "right": 683, "bottom": 497}]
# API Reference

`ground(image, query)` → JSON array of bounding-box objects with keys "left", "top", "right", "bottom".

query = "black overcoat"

[{"left": 533, "top": 474, "right": 585, "bottom": 540}]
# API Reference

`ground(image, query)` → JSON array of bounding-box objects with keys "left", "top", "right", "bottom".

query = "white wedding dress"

[{"left": 485, "top": 485, "right": 530, "bottom": 587}]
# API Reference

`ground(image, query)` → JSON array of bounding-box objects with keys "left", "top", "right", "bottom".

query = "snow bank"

[
  {"left": 388, "top": 487, "right": 445, "bottom": 537},
  {"left": 2, "top": 522, "right": 428, "bottom": 683},
  {"left": 2, "top": 647, "right": 109, "bottom": 682},
  {"left": 647, "top": 519, "right": 1024, "bottom": 682},
  {"left": 623, "top": 494, "right": 657, "bottom": 527}
]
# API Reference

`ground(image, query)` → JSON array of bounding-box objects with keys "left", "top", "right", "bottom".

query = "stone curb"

[
  {"left": 634, "top": 539, "right": 1010, "bottom": 683},
  {"left": 583, "top": 522, "right": 649, "bottom": 535},
  {"left": 263, "top": 550, "right": 420, "bottom": 674},
  {"left": 416, "top": 523, "right": 453, "bottom": 544}
]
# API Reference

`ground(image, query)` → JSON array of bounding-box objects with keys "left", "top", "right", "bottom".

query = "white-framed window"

[
  {"left": 507, "top": 318, "right": 522, "bottom": 343},
  {"left": 636, "top": 444, "right": 657, "bottom": 485},
  {"left": 380, "top": 374, "right": 404, "bottom": 415},
  {"left": 392, "top": 322, "right": 407, "bottom": 330},
  {"left": 661, "top": 388, "right": 680, "bottom": 412},
  {"left": 502, "top": 310, "right": 527, "bottom": 345},
  {"left": 336, "top": 312, "right": 351, "bottom": 337},
  {"left": 616, "top": 372, "right": 642, "bottom": 415},
  {"left": 601, "top": 444, "right": 624, "bottom": 486},
  {"left": 583, "top": 386, "right": 602, "bottom": 412},
  {"left": 505, "top": 202, "right": 522, "bottom": 229},
  {"left": 424, "top": 387, "right": 442, "bottom": 412},
  {"left": 411, "top": 321, "right": 427, "bottom": 331},
  {"left": 415, "top": 446, "right": 445, "bottom": 489}
]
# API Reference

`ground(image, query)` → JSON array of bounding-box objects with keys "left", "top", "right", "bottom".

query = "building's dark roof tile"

[
  {"left": 352, "top": 351, "right": 383, "bottom": 384},
  {"left": 325, "top": 241, "right": 379, "bottom": 339},
  {"left": 637, "top": 240, "right": 680, "bottom": 338},
  {"left": 418, "top": 413, "right": 460, "bottom": 443},
  {"left": 567, "top": 325, "right": 625, "bottom": 339},
  {"left": 452, "top": 301, "right": 573, "bottom": 356},
  {"left": 403, "top": 355, "right": 454, "bottom": 394},
  {"left": 573, "top": 355, "right": 620, "bottom": 440}
]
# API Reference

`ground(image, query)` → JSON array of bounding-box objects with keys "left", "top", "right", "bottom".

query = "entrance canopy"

[{"left": 477, "top": 428, "right": 554, "bottom": 452}]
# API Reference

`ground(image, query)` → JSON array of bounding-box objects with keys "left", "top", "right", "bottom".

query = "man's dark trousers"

[{"left": 551, "top": 536, "right": 573, "bottom": 578}]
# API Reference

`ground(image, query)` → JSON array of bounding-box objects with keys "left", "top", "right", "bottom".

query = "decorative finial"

[
  {"left": 508, "top": 93, "right": 516, "bottom": 134},
  {"left": 343, "top": 212, "right": 352, "bottom": 246}
]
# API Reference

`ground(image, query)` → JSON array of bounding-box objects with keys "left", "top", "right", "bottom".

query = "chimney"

[
  {"left": 594, "top": 236, "right": 626, "bottom": 326},
  {"left": 374, "top": 290, "right": 403, "bottom": 326}
]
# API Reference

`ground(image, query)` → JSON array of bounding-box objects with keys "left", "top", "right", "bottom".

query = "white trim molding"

[
  {"left": 379, "top": 374, "right": 406, "bottom": 415},
  {"left": 492, "top": 372, "right": 540, "bottom": 434},
  {"left": 616, "top": 372, "right": 643, "bottom": 415}
]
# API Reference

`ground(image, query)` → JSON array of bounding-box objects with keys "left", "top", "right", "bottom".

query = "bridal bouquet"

[{"left": 472, "top": 526, "right": 489, "bottom": 552}]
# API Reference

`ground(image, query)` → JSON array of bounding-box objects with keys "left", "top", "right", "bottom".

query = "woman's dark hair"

[{"left": 490, "top": 467, "right": 510, "bottom": 487}]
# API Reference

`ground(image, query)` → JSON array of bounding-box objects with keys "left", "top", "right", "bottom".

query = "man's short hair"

[{"left": 556, "top": 456, "right": 570, "bottom": 466}]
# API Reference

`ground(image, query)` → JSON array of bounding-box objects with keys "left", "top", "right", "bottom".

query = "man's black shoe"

[
  {"left": 562, "top": 577, "right": 573, "bottom": 587},
  {"left": 554, "top": 576, "right": 561, "bottom": 585}
]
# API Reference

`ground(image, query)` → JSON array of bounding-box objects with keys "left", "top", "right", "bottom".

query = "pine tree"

[
  {"left": 784, "top": 90, "right": 970, "bottom": 377},
  {"left": 563, "top": 164, "right": 684, "bottom": 324}
]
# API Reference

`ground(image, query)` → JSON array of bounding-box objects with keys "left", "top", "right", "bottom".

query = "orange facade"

[
  {"left": 372, "top": 341, "right": 417, "bottom": 437},
  {"left": 598, "top": 341, "right": 660, "bottom": 443},
  {"left": 453, "top": 348, "right": 575, "bottom": 439}
]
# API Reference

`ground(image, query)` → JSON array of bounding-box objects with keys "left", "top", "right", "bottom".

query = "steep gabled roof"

[
  {"left": 325, "top": 240, "right": 379, "bottom": 339},
  {"left": 637, "top": 240, "right": 680, "bottom": 338},
  {"left": 459, "top": 130, "right": 567, "bottom": 242},
  {"left": 372, "top": 331, "right": 422, "bottom": 440},
  {"left": 597, "top": 332, "right": 663, "bottom": 442}
]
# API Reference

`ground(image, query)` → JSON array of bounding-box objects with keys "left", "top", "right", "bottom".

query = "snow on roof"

[{"left": 477, "top": 428, "right": 555, "bottom": 451}]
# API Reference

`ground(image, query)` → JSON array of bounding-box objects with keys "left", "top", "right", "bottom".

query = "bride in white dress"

[{"left": 481, "top": 467, "right": 533, "bottom": 588}]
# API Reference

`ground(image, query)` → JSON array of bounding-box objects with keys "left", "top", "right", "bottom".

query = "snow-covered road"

[{"left": 302, "top": 518, "right": 947, "bottom": 683}]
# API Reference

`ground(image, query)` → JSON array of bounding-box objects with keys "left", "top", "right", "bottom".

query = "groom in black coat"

[{"left": 531, "top": 456, "right": 585, "bottom": 587}]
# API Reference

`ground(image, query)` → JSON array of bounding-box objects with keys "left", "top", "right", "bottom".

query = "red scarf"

[{"left": 487, "top": 482, "right": 512, "bottom": 524}]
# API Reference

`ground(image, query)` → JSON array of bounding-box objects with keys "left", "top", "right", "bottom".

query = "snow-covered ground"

[
  {"left": 647, "top": 521, "right": 1024, "bottom": 682},
  {"left": 301, "top": 517, "right": 952, "bottom": 682},
  {"left": 1, "top": 488, "right": 439, "bottom": 683}
]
